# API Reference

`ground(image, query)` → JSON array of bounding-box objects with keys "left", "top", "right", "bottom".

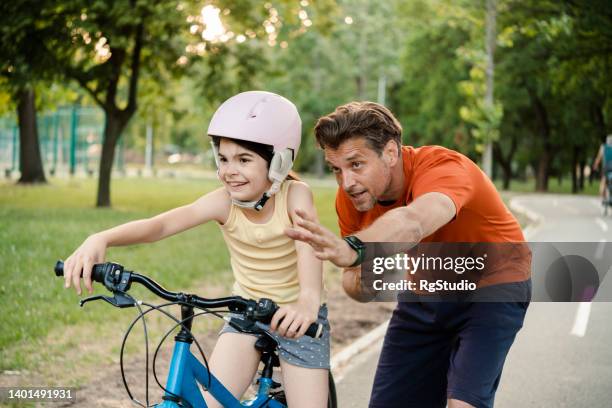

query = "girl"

[{"left": 63, "top": 91, "right": 329, "bottom": 407}]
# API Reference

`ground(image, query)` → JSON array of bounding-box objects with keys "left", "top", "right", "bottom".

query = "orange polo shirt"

[{"left": 336, "top": 145, "right": 531, "bottom": 286}]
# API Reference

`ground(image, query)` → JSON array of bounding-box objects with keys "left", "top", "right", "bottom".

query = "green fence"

[{"left": 0, "top": 105, "right": 125, "bottom": 177}]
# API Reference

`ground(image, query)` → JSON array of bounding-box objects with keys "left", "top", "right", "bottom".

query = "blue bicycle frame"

[{"left": 156, "top": 339, "right": 284, "bottom": 408}]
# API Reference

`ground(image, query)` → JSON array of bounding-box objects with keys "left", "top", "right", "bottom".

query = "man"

[
  {"left": 592, "top": 134, "right": 612, "bottom": 203},
  {"left": 286, "top": 102, "right": 531, "bottom": 408}
]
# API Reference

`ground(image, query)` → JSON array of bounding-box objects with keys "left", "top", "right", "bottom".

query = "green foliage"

[
  {"left": 3, "top": 0, "right": 611, "bottom": 190},
  {"left": 0, "top": 1, "right": 66, "bottom": 92},
  {"left": 496, "top": 0, "right": 610, "bottom": 183},
  {"left": 390, "top": 0, "right": 610, "bottom": 187},
  {"left": 391, "top": 0, "right": 474, "bottom": 152}
]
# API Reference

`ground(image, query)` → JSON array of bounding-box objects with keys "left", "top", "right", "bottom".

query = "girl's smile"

[{"left": 217, "top": 138, "right": 272, "bottom": 203}]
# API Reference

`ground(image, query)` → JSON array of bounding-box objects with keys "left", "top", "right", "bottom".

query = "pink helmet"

[
  {"left": 207, "top": 91, "right": 302, "bottom": 211},
  {"left": 207, "top": 91, "right": 301, "bottom": 158}
]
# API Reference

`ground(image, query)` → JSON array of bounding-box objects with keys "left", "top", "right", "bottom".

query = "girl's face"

[{"left": 217, "top": 138, "right": 271, "bottom": 202}]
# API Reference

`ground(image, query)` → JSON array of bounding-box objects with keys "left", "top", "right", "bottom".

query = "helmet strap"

[
  {"left": 230, "top": 180, "right": 279, "bottom": 211},
  {"left": 210, "top": 140, "right": 221, "bottom": 167},
  {"left": 231, "top": 195, "right": 269, "bottom": 211}
]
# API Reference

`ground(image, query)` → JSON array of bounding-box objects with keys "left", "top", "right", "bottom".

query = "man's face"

[{"left": 325, "top": 137, "right": 395, "bottom": 212}]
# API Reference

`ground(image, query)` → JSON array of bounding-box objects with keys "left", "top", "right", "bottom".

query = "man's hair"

[
  {"left": 314, "top": 101, "right": 402, "bottom": 155},
  {"left": 606, "top": 134, "right": 612, "bottom": 145}
]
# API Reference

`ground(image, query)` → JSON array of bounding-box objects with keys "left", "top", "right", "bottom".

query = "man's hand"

[{"left": 285, "top": 208, "right": 358, "bottom": 267}]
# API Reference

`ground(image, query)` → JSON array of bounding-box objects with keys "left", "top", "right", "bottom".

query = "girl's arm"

[
  {"left": 64, "top": 187, "right": 231, "bottom": 294},
  {"left": 271, "top": 181, "right": 323, "bottom": 338}
]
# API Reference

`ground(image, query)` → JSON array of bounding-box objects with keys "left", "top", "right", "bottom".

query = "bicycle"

[{"left": 54, "top": 261, "right": 337, "bottom": 408}]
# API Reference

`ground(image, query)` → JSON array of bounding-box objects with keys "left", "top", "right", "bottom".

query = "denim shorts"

[
  {"left": 219, "top": 304, "right": 330, "bottom": 370},
  {"left": 369, "top": 281, "right": 531, "bottom": 408}
]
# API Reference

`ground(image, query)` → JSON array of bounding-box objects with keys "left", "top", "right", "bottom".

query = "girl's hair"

[{"left": 211, "top": 136, "right": 299, "bottom": 181}]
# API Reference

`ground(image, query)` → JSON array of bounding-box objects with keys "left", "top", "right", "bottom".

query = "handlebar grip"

[
  {"left": 305, "top": 322, "right": 324, "bottom": 339},
  {"left": 54, "top": 260, "right": 107, "bottom": 283}
]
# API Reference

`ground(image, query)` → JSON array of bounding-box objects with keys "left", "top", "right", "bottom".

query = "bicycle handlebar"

[{"left": 54, "top": 260, "right": 324, "bottom": 339}]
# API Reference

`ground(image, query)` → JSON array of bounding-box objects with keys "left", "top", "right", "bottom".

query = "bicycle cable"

[
  {"left": 119, "top": 297, "right": 230, "bottom": 407},
  {"left": 149, "top": 306, "right": 232, "bottom": 393},
  {"left": 151, "top": 311, "right": 211, "bottom": 393},
  {"left": 118, "top": 292, "right": 160, "bottom": 408},
  {"left": 120, "top": 299, "right": 189, "bottom": 407},
  {"left": 149, "top": 306, "right": 233, "bottom": 403},
  {"left": 120, "top": 300, "right": 185, "bottom": 407},
  {"left": 134, "top": 298, "right": 150, "bottom": 407}
]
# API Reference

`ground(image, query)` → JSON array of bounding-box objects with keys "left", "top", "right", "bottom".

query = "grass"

[
  {"left": 0, "top": 176, "right": 338, "bottom": 372},
  {"left": 494, "top": 177, "right": 599, "bottom": 196}
]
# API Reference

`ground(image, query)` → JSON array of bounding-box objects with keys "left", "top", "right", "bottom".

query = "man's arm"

[
  {"left": 338, "top": 192, "right": 455, "bottom": 301},
  {"left": 342, "top": 265, "right": 380, "bottom": 302},
  {"left": 286, "top": 192, "right": 456, "bottom": 268},
  {"left": 355, "top": 192, "right": 456, "bottom": 243}
]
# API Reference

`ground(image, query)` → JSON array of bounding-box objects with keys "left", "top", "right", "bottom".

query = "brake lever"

[
  {"left": 79, "top": 292, "right": 136, "bottom": 308},
  {"left": 78, "top": 264, "right": 135, "bottom": 308},
  {"left": 228, "top": 316, "right": 268, "bottom": 336}
]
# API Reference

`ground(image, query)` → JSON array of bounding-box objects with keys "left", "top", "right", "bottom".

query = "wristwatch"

[{"left": 343, "top": 235, "right": 365, "bottom": 267}]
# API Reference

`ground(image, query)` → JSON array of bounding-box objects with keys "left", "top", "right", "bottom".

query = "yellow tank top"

[{"left": 219, "top": 180, "right": 300, "bottom": 305}]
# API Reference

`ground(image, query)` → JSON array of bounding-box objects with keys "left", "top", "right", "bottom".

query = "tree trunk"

[
  {"left": 502, "top": 168, "right": 511, "bottom": 190},
  {"left": 493, "top": 142, "right": 512, "bottom": 190},
  {"left": 92, "top": 21, "right": 143, "bottom": 207},
  {"left": 492, "top": 135, "right": 516, "bottom": 190},
  {"left": 571, "top": 145, "right": 578, "bottom": 194},
  {"left": 482, "top": 0, "right": 497, "bottom": 178},
  {"left": 535, "top": 151, "right": 550, "bottom": 192},
  {"left": 96, "top": 113, "right": 128, "bottom": 207},
  {"left": 529, "top": 89, "right": 552, "bottom": 192},
  {"left": 313, "top": 45, "right": 325, "bottom": 178},
  {"left": 16, "top": 87, "right": 46, "bottom": 184},
  {"left": 592, "top": 102, "right": 607, "bottom": 139},
  {"left": 578, "top": 158, "right": 586, "bottom": 191}
]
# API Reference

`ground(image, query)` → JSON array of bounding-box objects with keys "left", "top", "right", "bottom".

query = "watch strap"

[{"left": 343, "top": 235, "right": 365, "bottom": 267}]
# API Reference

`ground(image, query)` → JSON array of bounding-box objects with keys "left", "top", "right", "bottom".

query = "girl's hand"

[
  {"left": 270, "top": 295, "right": 319, "bottom": 339},
  {"left": 63, "top": 234, "right": 108, "bottom": 295}
]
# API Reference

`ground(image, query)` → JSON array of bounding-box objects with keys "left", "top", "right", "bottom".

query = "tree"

[
  {"left": 498, "top": 0, "right": 611, "bottom": 191},
  {"left": 0, "top": 1, "right": 61, "bottom": 184},
  {"left": 392, "top": 0, "right": 475, "bottom": 153},
  {"left": 41, "top": 1, "right": 194, "bottom": 206},
  {"left": 50, "top": 0, "right": 335, "bottom": 206}
]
